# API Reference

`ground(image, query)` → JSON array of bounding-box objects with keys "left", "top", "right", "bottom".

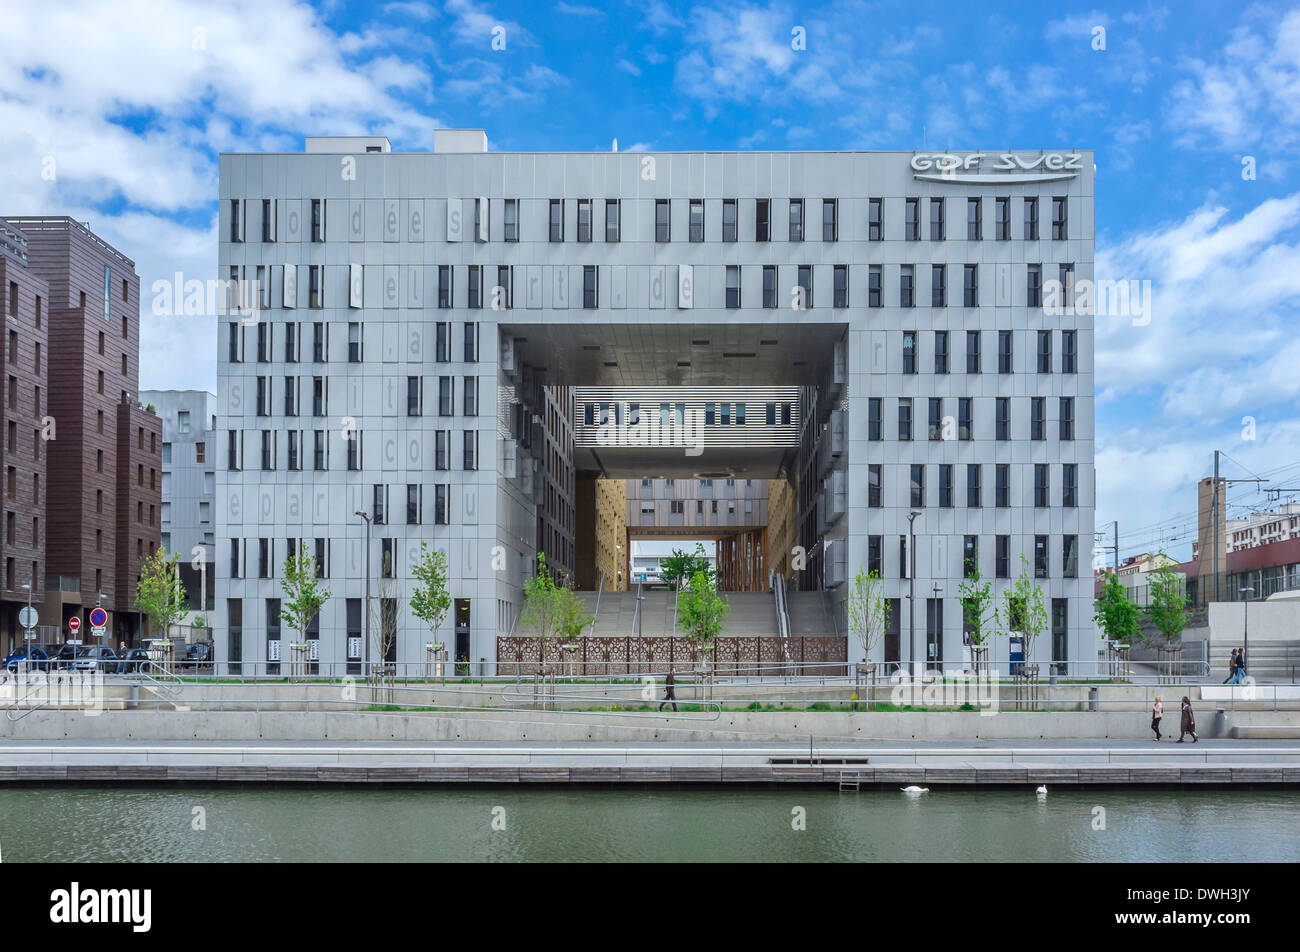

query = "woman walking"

[
  {"left": 1151, "top": 695, "right": 1163, "bottom": 741},
  {"left": 1223, "top": 648, "right": 1238, "bottom": 684},
  {"left": 1178, "top": 696, "right": 1198, "bottom": 743},
  {"left": 1235, "top": 648, "right": 1247, "bottom": 684}
]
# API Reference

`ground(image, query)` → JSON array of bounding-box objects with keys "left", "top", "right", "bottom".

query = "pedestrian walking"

[
  {"left": 1223, "top": 648, "right": 1238, "bottom": 684},
  {"left": 658, "top": 667, "right": 677, "bottom": 713},
  {"left": 1151, "top": 695, "right": 1163, "bottom": 741},
  {"left": 1235, "top": 648, "right": 1247, "bottom": 684},
  {"left": 1177, "top": 696, "right": 1198, "bottom": 743}
]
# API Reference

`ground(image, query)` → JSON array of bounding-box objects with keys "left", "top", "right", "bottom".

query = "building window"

[
  {"left": 1063, "top": 536, "right": 1078, "bottom": 579},
  {"left": 726, "top": 266, "right": 741, "bottom": 309},
  {"left": 996, "top": 464, "right": 1010, "bottom": 508},
  {"left": 929, "top": 198, "right": 944, "bottom": 240},
  {"left": 722, "top": 200, "right": 737, "bottom": 242},
  {"left": 868, "top": 198, "right": 883, "bottom": 241},
  {"left": 868, "top": 465, "right": 882, "bottom": 508},
  {"left": 796, "top": 266, "right": 812, "bottom": 309},
  {"left": 898, "top": 398, "right": 913, "bottom": 441},
  {"left": 347, "top": 323, "right": 362, "bottom": 363},
  {"left": 788, "top": 199, "right": 803, "bottom": 242},
  {"left": 549, "top": 199, "right": 564, "bottom": 242},
  {"left": 967, "top": 198, "right": 982, "bottom": 240},
  {"left": 902, "top": 331, "right": 916, "bottom": 374},
  {"left": 938, "top": 463, "right": 952, "bottom": 506},
  {"left": 822, "top": 199, "right": 837, "bottom": 241},
  {"left": 605, "top": 199, "right": 620, "bottom": 242},
  {"left": 583, "top": 266, "right": 597, "bottom": 309},
  {"left": 868, "top": 266, "right": 882, "bottom": 308},
  {"left": 996, "top": 397, "right": 1010, "bottom": 441},
  {"left": 407, "top": 376, "right": 422, "bottom": 417},
  {"left": 407, "top": 485, "right": 421, "bottom": 525},
  {"left": 868, "top": 535, "right": 882, "bottom": 575},
  {"left": 373, "top": 484, "right": 386, "bottom": 525},
  {"left": 910, "top": 464, "right": 925, "bottom": 508},
  {"left": 1024, "top": 197, "right": 1039, "bottom": 240},
  {"left": 1037, "top": 330, "right": 1053, "bottom": 373},
  {"left": 468, "top": 266, "right": 482, "bottom": 309},
  {"left": 438, "top": 266, "right": 452, "bottom": 308},
  {"left": 965, "top": 331, "right": 980, "bottom": 374},
  {"left": 900, "top": 265, "right": 914, "bottom": 307},
  {"left": 655, "top": 199, "right": 670, "bottom": 242},
  {"left": 931, "top": 264, "right": 946, "bottom": 307},
  {"left": 1062, "top": 330, "right": 1077, "bottom": 373},
  {"left": 347, "top": 433, "right": 361, "bottom": 471},
  {"left": 762, "top": 266, "right": 777, "bottom": 308},
  {"left": 995, "top": 196, "right": 1010, "bottom": 240},
  {"left": 308, "top": 265, "right": 322, "bottom": 308},
  {"left": 1031, "top": 397, "right": 1046, "bottom": 441},
  {"left": 935, "top": 330, "right": 956, "bottom": 374},
  {"left": 577, "top": 199, "right": 592, "bottom": 242},
  {"left": 463, "top": 376, "right": 478, "bottom": 416},
  {"left": 439, "top": 377, "right": 454, "bottom": 416},
  {"left": 504, "top": 199, "right": 518, "bottom": 242},
  {"left": 689, "top": 199, "right": 704, "bottom": 242},
  {"left": 436, "top": 430, "right": 448, "bottom": 470},
  {"left": 1052, "top": 196, "right": 1068, "bottom": 239},
  {"left": 998, "top": 330, "right": 1013, "bottom": 374},
  {"left": 1034, "top": 464, "right": 1050, "bottom": 507},
  {"left": 1027, "top": 264, "right": 1042, "bottom": 308},
  {"left": 833, "top": 265, "right": 848, "bottom": 308},
  {"left": 905, "top": 197, "right": 920, "bottom": 241},
  {"left": 868, "top": 398, "right": 882, "bottom": 441},
  {"left": 996, "top": 535, "right": 1010, "bottom": 578},
  {"left": 928, "top": 398, "right": 943, "bottom": 441},
  {"left": 1063, "top": 463, "right": 1078, "bottom": 508},
  {"left": 435, "top": 484, "right": 449, "bottom": 525},
  {"left": 964, "top": 536, "right": 979, "bottom": 577},
  {"left": 464, "top": 430, "right": 477, "bottom": 470},
  {"left": 958, "top": 398, "right": 973, "bottom": 440},
  {"left": 755, "top": 199, "right": 770, "bottom": 242},
  {"left": 966, "top": 464, "right": 981, "bottom": 508},
  {"left": 1060, "top": 397, "right": 1074, "bottom": 440},
  {"left": 963, "top": 264, "right": 978, "bottom": 307},
  {"left": 1035, "top": 536, "right": 1049, "bottom": 579}
]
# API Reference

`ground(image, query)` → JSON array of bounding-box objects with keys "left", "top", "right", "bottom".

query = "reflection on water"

[{"left": 1, "top": 787, "right": 1295, "bottom": 862}]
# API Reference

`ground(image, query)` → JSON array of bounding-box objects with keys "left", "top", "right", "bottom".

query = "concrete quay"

[{"left": 2, "top": 739, "right": 1299, "bottom": 787}]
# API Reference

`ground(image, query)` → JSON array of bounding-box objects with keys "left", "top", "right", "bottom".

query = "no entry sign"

[{"left": 68, "top": 616, "right": 81, "bottom": 635}]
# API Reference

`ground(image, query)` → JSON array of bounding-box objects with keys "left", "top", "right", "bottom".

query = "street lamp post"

[
  {"left": 907, "top": 510, "right": 921, "bottom": 680},
  {"left": 1240, "top": 585, "right": 1255, "bottom": 681},
  {"left": 355, "top": 511, "right": 371, "bottom": 675}
]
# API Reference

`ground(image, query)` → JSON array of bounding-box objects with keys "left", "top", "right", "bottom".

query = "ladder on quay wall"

[{"left": 838, "top": 769, "right": 861, "bottom": 793}]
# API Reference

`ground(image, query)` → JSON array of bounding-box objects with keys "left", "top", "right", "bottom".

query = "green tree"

[
  {"left": 999, "top": 554, "right": 1049, "bottom": 673},
  {"left": 677, "top": 568, "right": 730, "bottom": 650},
  {"left": 1145, "top": 554, "right": 1187, "bottom": 645},
  {"left": 957, "top": 556, "right": 997, "bottom": 672},
  {"left": 410, "top": 543, "right": 453, "bottom": 646},
  {"left": 280, "top": 551, "right": 331, "bottom": 647},
  {"left": 659, "top": 543, "right": 713, "bottom": 590},
  {"left": 845, "top": 566, "right": 889, "bottom": 662},
  {"left": 1094, "top": 572, "right": 1140, "bottom": 643},
  {"left": 134, "top": 546, "right": 187, "bottom": 643},
  {"left": 520, "top": 552, "right": 586, "bottom": 662}
]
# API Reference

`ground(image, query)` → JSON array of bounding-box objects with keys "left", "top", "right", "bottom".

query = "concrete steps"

[
  {"left": 577, "top": 590, "right": 780, "bottom": 637},
  {"left": 787, "top": 591, "right": 835, "bottom": 637}
]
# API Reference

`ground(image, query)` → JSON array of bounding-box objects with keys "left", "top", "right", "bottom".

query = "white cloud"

[
  {"left": 616, "top": 59, "right": 643, "bottom": 77},
  {"left": 1168, "top": 8, "right": 1300, "bottom": 149},
  {"left": 556, "top": 2, "right": 605, "bottom": 16}
]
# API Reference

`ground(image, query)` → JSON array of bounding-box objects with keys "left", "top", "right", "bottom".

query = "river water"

[{"left": 2, "top": 787, "right": 1295, "bottom": 862}]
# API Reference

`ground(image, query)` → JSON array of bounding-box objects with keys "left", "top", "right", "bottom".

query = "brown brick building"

[
  {"left": 1, "top": 217, "right": 161, "bottom": 653},
  {"left": 0, "top": 221, "right": 50, "bottom": 655}
]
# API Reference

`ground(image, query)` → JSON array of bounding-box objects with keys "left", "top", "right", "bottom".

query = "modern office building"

[
  {"left": 142, "top": 389, "right": 217, "bottom": 613},
  {"left": 1, "top": 217, "right": 161, "bottom": 648},
  {"left": 216, "top": 136, "right": 1095, "bottom": 674}
]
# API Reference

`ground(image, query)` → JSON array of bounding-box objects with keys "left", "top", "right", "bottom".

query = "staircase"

[
  {"left": 786, "top": 590, "right": 836, "bottom": 637},
  {"left": 577, "top": 589, "right": 781, "bottom": 637},
  {"left": 1208, "top": 639, "right": 1300, "bottom": 682}
]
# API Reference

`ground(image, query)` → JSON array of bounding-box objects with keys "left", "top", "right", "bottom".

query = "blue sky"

[{"left": 2, "top": 0, "right": 1298, "bottom": 563}]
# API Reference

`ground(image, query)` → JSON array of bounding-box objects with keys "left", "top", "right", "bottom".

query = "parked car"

[
  {"left": 181, "top": 642, "right": 214, "bottom": 672},
  {"left": 3, "top": 646, "right": 49, "bottom": 672},
  {"left": 50, "top": 644, "right": 84, "bottom": 670},
  {"left": 73, "top": 646, "right": 118, "bottom": 673},
  {"left": 120, "top": 648, "right": 151, "bottom": 673}
]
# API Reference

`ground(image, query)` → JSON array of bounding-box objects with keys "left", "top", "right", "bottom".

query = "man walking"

[
  {"left": 658, "top": 667, "right": 677, "bottom": 713},
  {"left": 1223, "top": 648, "right": 1238, "bottom": 684}
]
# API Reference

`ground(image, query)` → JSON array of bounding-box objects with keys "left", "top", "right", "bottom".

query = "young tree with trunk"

[
  {"left": 957, "top": 556, "right": 997, "bottom": 674},
  {"left": 410, "top": 543, "right": 452, "bottom": 649},
  {"left": 1145, "top": 554, "right": 1187, "bottom": 645},
  {"left": 999, "top": 554, "right": 1048, "bottom": 675},
  {"left": 845, "top": 566, "right": 889, "bottom": 667},
  {"left": 280, "top": 551, "right": 330, "bottom": 666},
  {"left": 135, "top": 546, "right": 187, "bottom": 643},
  {"left": 677, "top": 568, "right": 730, "bottom": 652},
  {"left": 1094, "top": 571, "right": 1140, "bottom": 643}
]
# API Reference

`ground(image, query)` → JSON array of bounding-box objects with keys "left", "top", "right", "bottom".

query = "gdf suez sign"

[{"left": 911, "top": 151, "right": 1084, "bottom": 183}]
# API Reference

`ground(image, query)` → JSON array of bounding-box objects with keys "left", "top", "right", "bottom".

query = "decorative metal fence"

[{"left": 496, "top": 635, "right": 847, "bottom": 677}]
